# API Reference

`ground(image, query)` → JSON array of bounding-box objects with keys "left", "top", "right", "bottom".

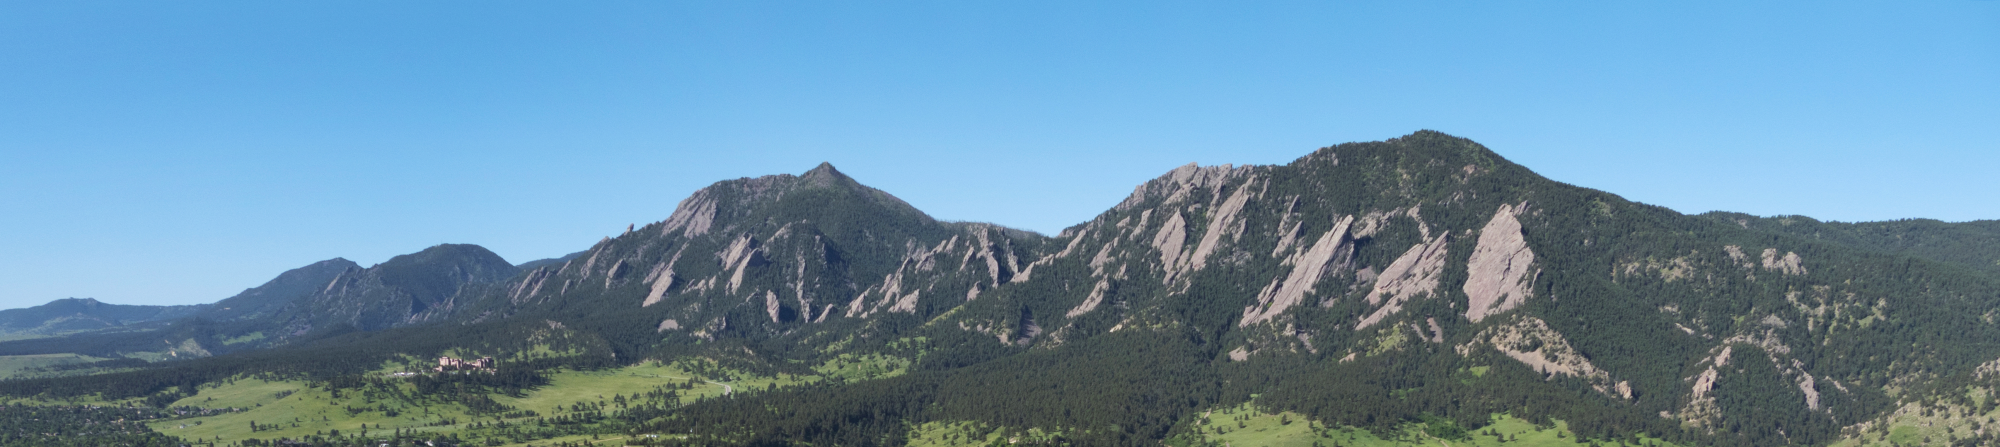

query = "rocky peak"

[{"left": 800, "top": 161, "right": 851, "bottom": 186}]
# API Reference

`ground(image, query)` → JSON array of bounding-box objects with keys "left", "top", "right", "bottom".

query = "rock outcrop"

[
  {"left": 1241, "top": 215, "right": 1355, "bottom": 326},
  {"left": 1355, "top": 234, "right": 1449, "bottom": 329},
  {"left": 1464, "top": 203, "right": 1538, "bottom": 322}
]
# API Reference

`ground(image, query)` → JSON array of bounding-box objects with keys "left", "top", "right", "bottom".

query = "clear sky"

[{"left": 2, "top": 1, "right": 1995, "bottom": 309}]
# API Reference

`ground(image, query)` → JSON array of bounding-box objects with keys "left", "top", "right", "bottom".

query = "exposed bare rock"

[
  {"left": 1227, "top": 347, "right": 1250, "bottom": 362},
  {"left": 1761, "top": 248, "right": 1808, "bottom": 275},
  {"left": 1795, "top": 359, "right": 1821, "bottom": 410},
  {"left": 1352, "top": 206, "right": 1432, "bottom": 240},
  {"left": 1464, "top": 203, "right": 1539, "bottom": 322},
  {"left": 604, "top": 259, "right": 629, "bottom": 289},
  {"left": 844, "top": 291, "right": 871, "bottom": 318},
  {"left": 791, "top": 252, "right": 812, "bottom": 319},
  {"left": 1425, "top": 317, "right": 1445, "bottom": 343},
  {"left": 510, "top": 267, "right": 556, "bottom": 305},
  {"left": 1048, "top": 222, "right": 1094, "bottom": 261},
  {"left": 1271, "top": 219, "right": 1305, "bottom": 258},
  {"left": 720, "top": 234, "right": 765, "bottom": 294},
  {"left": 1723, "top": 245, "right": 1755, "bottom": 269},
  {"left": 971, "top": 228, "right": 1010, "bottom": 285},
  {"left": 847, "top": 236, "right": 971, "bottom": 317},
  {"left": 1066, "top": 279, "right": 1111, "bottom": 318},
  {"left": 950, "top": 227, "right": 1013, "bottom": 287},
  {"left": 1268, "top": 197, "right": 1303, "bottom": 258},
  {"left": 1355, "top": 234, "right": 1449, "bottom": 329},
  {"left": 1240, "top": 215, "right": 1356, "bottom": 326},
  {"left": 1680, "top": 330, "right": 1826, "bottom": 422},
  {"left": 578, "top": 245, "right": 605, "bottom": 281},
  {"left": 1152, "top": 212, "right": 1190, "bottom": 283},
  {"left": 1131, "top": 209, "right": 1153, "bottom": 241},
  {"left": 1406, "top": 205, "right": 1431, "bottom": 239},
  {"left": 657, "top": 319, "right": 680, "bottom": 332},
  {"left": 1090, "top": 242, "right": 1117, "bottom": 274},
  {"left": 1351, "top": 210, "right": 1394, "bottom": 239},
  {"left": 661, "top": 189, "right": 719, "bottom": 238},
  {"left": 686, "top": 275, "right": 717, "bottom": 295},
  {"left": 1680, "top": 346, "right": 1734, "bottom": 425},
  {"left": 889, "top": 290, "right": 921, "bottom": 314},
  {"left": 1190, "top": 179, "right": 1257, "bottom": 272},
  {"left": 764, "top": 290, "right": 783, "bottom": 323},
  {"left": 640, "top": 257, "right": 677, "bottom": 308},
  {"left": 1974, "top": 356, "right": 2000, "bottom": 379},
  {"left": 720, "top": 234, "right": 758, "bottom": 269},
  {"left": 1117, "top": 163, "right": 1247, "bottom": 210},
  {"left": 1460, "top": 316, "right": 1613, "bottom": 391},
  {"left": 1722, "top": 330, "right": 1792, "bottom": 356}
]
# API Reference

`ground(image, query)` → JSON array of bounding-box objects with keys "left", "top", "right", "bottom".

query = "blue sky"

[{"left": 2, "top": 1, "right": 1995, "bottom": 309}]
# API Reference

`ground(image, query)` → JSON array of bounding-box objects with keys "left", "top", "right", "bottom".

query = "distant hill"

[
  {"left": 0, "top": 298, "right": 206, "bottom": 338},
  {"left": 0, "top": 245, "right": 517, "bottom": 358}
]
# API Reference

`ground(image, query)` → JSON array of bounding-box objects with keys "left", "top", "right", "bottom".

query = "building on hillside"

[{"left": 436, "top": 356, "right": 495, "bottom": 372}]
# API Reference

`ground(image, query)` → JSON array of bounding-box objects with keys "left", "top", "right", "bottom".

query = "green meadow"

[
  {"left": 1178, "top": 402, "right": 1684, "bottom": 447},
  {"left": 141, "top": 361, "right": 797, "bottom": 446}
]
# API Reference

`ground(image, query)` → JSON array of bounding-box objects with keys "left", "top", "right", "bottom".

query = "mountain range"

[{"left": 3, "top": 131, "right": 1997, "bottom": 447}]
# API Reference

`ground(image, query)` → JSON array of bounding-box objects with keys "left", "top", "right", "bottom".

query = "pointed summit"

[
  {"left": 805, "top": 161, "right": 839, "bottom": 175},
  {"left": 800, "top": 162, "right": 852, "bottom": 187}
]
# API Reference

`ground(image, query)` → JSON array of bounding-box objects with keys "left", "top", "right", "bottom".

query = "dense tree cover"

[
  {"left": 1702, "top": 212, "right": 2000, "bottom": 276},
  {"left": 0, "top": 404, "right": 186, "bottom": 447}
]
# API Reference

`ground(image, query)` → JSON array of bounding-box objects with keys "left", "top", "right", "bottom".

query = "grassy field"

[
  {"left": 489, "top": 361, "right": 804, "bottom": 414},
  {"left": 812, "top": 352, "right": 911, "bottom": 381},
  {"left": 1827, "top": 386, "right": 2000, "bottom": 447},
  {"left": 1180, "top": 402, "right": 1683, "bottom": 447},
  {"left": 148, "top": 377, "right": 443, "bottom": 444},
  {"left": 0, "top": 353, "right": 107, "bottom": 379},
  {"left": 907, "top": 421, "right": 1067, "bottom": 447},
  {"left": 140, "top": 360, "right": 803, "bottom": 446},
  {"left": 906, "top": 402, "right": 1686, "bottom": 447}
]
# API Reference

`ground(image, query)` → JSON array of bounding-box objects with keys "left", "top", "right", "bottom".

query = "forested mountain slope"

[
  {"left": 426, "top": 161, "right": 1051, "bottom": 363},
  {"left": 1701, "top": 212, "right": 2000, "bottom": 276},
  {"left": 196, "top": 258, "right": 359, "bottom": 323},
  {"left": 2, "top": 131, "right": 1996, "bottom": 447}
]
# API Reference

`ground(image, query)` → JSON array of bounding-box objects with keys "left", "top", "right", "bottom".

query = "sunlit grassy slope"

[
  {"left": 143, "top": 361, "right": 799, "bottom": 446},
  {"left": 1175, "top": 403, "right": 1684, "bottom": 447},
  {"left": 0, "top": 353, "right": 106, "bottom": 378}
]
